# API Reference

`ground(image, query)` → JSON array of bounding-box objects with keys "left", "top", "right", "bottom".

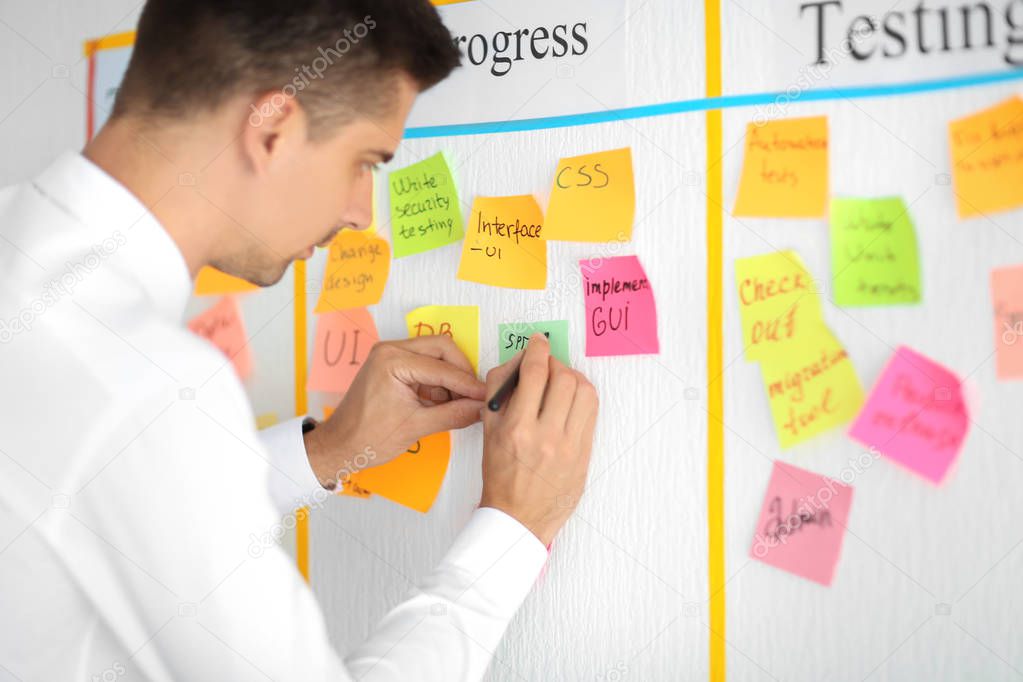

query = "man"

[{"left": 0, "top": 0, "right": 598, "bottom": 679}]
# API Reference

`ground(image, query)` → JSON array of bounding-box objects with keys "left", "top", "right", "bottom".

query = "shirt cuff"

[{"left": 259, "top": 416, "right": 326, "bottom": 514}]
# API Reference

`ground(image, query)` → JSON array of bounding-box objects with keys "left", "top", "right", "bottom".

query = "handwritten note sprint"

[
  {"left": 849, "top": 346, "right": 969, "bottom": 485},
  {"left": 829, "top": 197, "right": 922, "bottom": 307},
  {"left": 314, "top": 229, "right": 390, "bottom": 313},
  {"left": 308, "top": 308, "right": 379, "bottom": 394},
  {"left": 498, "top": 320, "right": 570, "bottom": 365},
  {"left": 457, "top": 195, "right": 547, "bottom": 289},
  {"left": 949, "top": 96, "right": 1023, "bottom": 219},
  {"left": 733, "top": 115, "right": 828, "bottom": 218},
  {"left": 544, "top": 147, "right": 635, "bottom": 242},
  {"left": 749, "top": 461, "right": 853, "bottom": 586},
  {"left": 389, "top": 152, "right": 463, "bottom": 258},
  {"left": 194, "top": 266, "right": 258, "bottom": 296},
  {"left": 580, "top": 255, "right": 659, "bottom": 356},
  {"left": 991, "top": 265, "right": 1023, "bottom": 379},
  {"left": 347, "top": 432, "right": 451, "bottom": 512},
  {"left": 406, "top": 305, "right": 479, "bottom": 374},
  {"left": 187, "top": 296, "right": 253, "bottom": 380}
]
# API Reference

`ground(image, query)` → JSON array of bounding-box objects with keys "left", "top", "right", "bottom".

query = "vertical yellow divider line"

[
  {"left": 704, "top": 0, "right": 726, "bottom": 680},
  {"left": 294, "top": 260, "right": 311, "bottom": 583}
]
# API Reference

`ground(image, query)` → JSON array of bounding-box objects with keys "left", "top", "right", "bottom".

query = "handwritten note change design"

[
  {"left": 498, "top": 320, "right": 570, "bottom": 365},
  {"left": 949, "top": 96, "right": 1023, "bottom": 219},
  {"left": 308, "top": 308, "right": 379, "bottom": 394},
  {"left": 457, "top": 195, "right": 547, "bottom": 289},
  {"left": 315, "top": 229, "right": 390, "bottom": 312},
  {"left": 187, "top": 296, "right": 253, "bottom": 380},
  {"left": 389, "top": 152, "right": 464, "bottom": 257},
  {"left": 544, "top": 147, "right": 635, "bottom": 242},
  {"left": 580, "top": 255, "right": 659, "bottom": 356},
  {"left": 990, "top": 264, "right": 1023, "bottom": 379}
]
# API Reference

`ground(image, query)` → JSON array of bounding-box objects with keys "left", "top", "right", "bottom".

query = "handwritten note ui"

[
  {"left": 498, "top": 320, "right": 570, "bottom": 365},
  {"left": 406, "top": 305, "right": 479, "bottom": 374},
  {"left": 389, "top": 152, "right": 464, "bottom": 258},
  {"left": 315, "top": 229, "right": 390, "bottom": 313},
  {"left": 194, "top": 266, "right": 258, "bottom": 296},
  {"left": 990, "top": 264, "right": 1023, "bottom": 379},
  {"left": 308, "top": 308, "right": 379, "bottom": 394},
  {"left": 949, "top": 96, "right": 1023, "bottom": 219},
  {"left": 457, "top": 195, "right": 547, "bottom": 289},
  {"left": 187, "top": 296, "right": 253, "bottom": 380},
  {"left": 733, "top": 115, "right": 828, "bottom": 218},
  {"left": 544, "top": 147, "right": 635, "bottom": 242},
  {"left": 829, "top": 197, "right": 922, "bottom": 307},
  {"left": 580, "top": 255, "right": 659, "bottom": 356}
]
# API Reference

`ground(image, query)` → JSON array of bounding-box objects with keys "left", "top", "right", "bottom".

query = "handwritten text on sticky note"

[
  {"left": 187, "top": 296, "right": 253, "bottom": 380},
  {"left": 457, "top": 195, "right": 547, "bottom": 289},
  {"left": 406, "top": 305, "right": 479, "bottom": 374},
  {"left": 315, "top": 229, "right": 390, "bottom": 313},
  {"left": 498, "top": 320, "right": 570, "bottom": 365},
  {"left": 348, "top": 431, "right": 451, "bottom": 513},
  {"left": 949, "top": 96, "right": 1023, "bottom": 219},
  {"left": 389, "top": 152, "right": 463, "bottom": 258},
  {"left": 580, "top": 255, "right": 659, "bottom": 356},
  {"left": 544, "top": 147, "right": 635, "bottom": 243},
  {"left": 308, "top": 308, "right": 379, "bottom": 394},
  {"left": 991, "top": 264, "right": 1023, "bottom": 380}
]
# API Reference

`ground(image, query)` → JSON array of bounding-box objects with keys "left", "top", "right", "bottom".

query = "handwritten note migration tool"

[
  {"left": 749, "top": 460, "right": 853, "bottom": 586},
  {"left": 733, "top": 115, "right": 829, "bottom": 218},
  {"left": 829, "top": 197, "right": 922, "bottom": 307},
  {"left": 187, "top": 296, "right": 253, "bottom": 380},
  {"left": 544, "top": 147, "right": 635, "bottom": 242},
  {"left": 308, "top": 308, "right": 379, "bottom": 394},
  {"left": 849, "top": 346, "right": 969, "bottom": 485},
  {"left": 314, "top": 229, "right": 390, "bottom": 313},
  {"left": 990, "top": 264, "right": 1023, "bottom": 379},
  {"left": 389, "top": 151, "right": 464, "bottom": 258},
  {"left": 347, "top": 432, "right": 452, "bottom": 512},
  {"left": 498, "top": 320, "right": 571, "bottom": 365},
  {"left": 406, "top": 305, "right": 480, "bottom": 374},
  {"left": 457, "top": 195, "right": 547, "bottom": 289},
  {"left": 194, "top": 266, "right": 258, "bottom": 296},
  {"left": 580, "top": 255, "right": 659, "bottom": 356},
  {"left": 949, "top": 95, "right": 1023, "bottom": 219}
]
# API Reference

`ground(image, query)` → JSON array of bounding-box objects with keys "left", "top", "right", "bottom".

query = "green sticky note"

[
  {"left": 830, "top": 197, "right": 922, "bottom": 306},
  {"left": 388, "top": 151, "right": 464, "bottom": 258},
  {"left": 498, "top": 320, "right": 571, "bottom": 365}
]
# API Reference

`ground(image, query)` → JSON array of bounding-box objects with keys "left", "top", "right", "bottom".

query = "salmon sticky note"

[
  {"left": 544, "top": 147, "right": 635, "bottom": 242},
  {"left": 187, "top": 296, "right": 253, "bottom": 380},
  {"left": 194, "top": 266, "right": 258, "bottom": 296},
  {"left": 733, "top": 115, "right": 828, "bottom": 218},
  {"left": 749, "top": 461, "right": 853, "bottom": 586},
  {"left": 580, "top": 255, "right": 659, "bottom": 356},
  {"left": 308, "top": 308, "right": 379, "bottom": 394},
  {"left": 949, "top": 96, "right": 1023, "bottom": 219},
  {"left": 498, "top": 320, "right": 570, "bottom": 365},
  {"left": 348, "top": 432, "right": 451, "bottom": 512},
  {"left": 457, "top": 195, "right": 547, "bottom": 289},
  {"left": 389, "top": 151, "right": 464, "bottom": 258},
  {"left": 849, "top": 346, "right": 969, "bottom": 485},
  {"left": 406, "top": 305, "right": 479, "bottom": 374},
  {"left": 991, "top": 264, "right": 1023, "bottom": 379},
  {"left": 314, "top": 229, "right": 390, "bottom": 313}
]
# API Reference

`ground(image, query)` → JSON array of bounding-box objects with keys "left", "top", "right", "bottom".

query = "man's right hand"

[{"left": 480, "top": 334, "right": 599, "bottom": 546}]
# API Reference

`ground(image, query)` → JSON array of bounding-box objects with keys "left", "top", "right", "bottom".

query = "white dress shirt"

[{"left": 0, "top": 152, "right": 547, "bottom": 681}]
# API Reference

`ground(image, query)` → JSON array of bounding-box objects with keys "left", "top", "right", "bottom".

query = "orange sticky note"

[
  {"left": 949, "top": 96, "right": 1023, "bottom": 219},
  {"left": 315, "top": 229, "right": 390, "bottom": 312},
  {"left": 457, "top": 195, "right": 546, "bottom": 290},
  {"left": 347, "top": 432, "right": 451, "bottom": 512},
  {"left": 308, "top": 308, "right": 378, "bottom": 393},
  {"left": 545, "top": 147, "right": 635, "bottom": 242},
  {"left": 991, "top": 264, "right": 1023, "bottom": 379},
  {"left": 194, "top": 266, "right": 258, "bottom": 296},
  {"left": 406, "top": 305, "right": 479, "bottom": 373},
  {"left": 733, "top": 115, "right": 829, "bottom": 218},
  {"left": 187, "top": 296, "right": 253, "bottom": 380}
]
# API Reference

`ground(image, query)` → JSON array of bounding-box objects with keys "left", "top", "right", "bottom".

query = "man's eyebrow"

[{"left": 370, "top": 149, "right": 394, "bottom": 164}]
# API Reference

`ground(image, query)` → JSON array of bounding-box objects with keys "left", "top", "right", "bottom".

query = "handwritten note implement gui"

[
  {"left": 389, "top": 152, "right": 464, "bottom": 258},
  {"left": 990, "top": 264, "right": 1023, "bottom": 380},
  {"left": 949, "top": 96, "right": 1023, "bottom": 219},
  {"left": 315, "top": 229, "right": 390, "bottom": 313},
  {"left": 308, "top": 308, "right": 379, "bottom": 394},
  {"left": 544, "top": 147, "right": 635, "bottom": 242},
  {"left": 580, "top": 256, "right": 659, "bottom": 357},
  {"left": 187, "top": 296, "right": 253, "bottom": 380},
  {"left": 498, "top": 320, "right": 570, "bottom": 365},
  {"left": 457, "top": 195, "right": 547, "bottom": 289}
]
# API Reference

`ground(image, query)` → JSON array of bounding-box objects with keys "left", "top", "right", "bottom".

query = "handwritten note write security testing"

[
  {"left": 457, "top": 195, "right": 546, "bottom": 289},
  {"left": 498, "top": 320, "right": 570, "bottom": 365},
  {"left": 544, "top": 147, "right": 635, "bottom": 242},
  {"left": 949, "top": 96, "right": 1023, "bottom": 219},
  {"left": 187, "top": 296, "right": 253, "bottom": 380},
  {"left": 389, "top": 152, "right": 464, "bottom": 258},
  {"left": 990, "top": 264, "right": 1023, "bottom": 380},
  {"left": 406, "top": 305, "right": 479, "bottom": 374},
  {"left": 315, "top": 229, "right": 390, "bottom": 312},
  {"left": 580, "top": 255, "right": 659, "bottom": 356},
  {"left": 308, "top": 308, "right": 379, "bottom": 394}
]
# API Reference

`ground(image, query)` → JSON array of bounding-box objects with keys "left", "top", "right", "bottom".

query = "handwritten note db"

[{"left": 406, "top": 305, "right": 480, "bottom": 374}]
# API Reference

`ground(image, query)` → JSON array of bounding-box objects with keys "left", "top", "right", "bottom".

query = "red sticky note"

[
  {"left": 849, "top": 346, "right": 969, "bottom": 485},
  {"left": 750, "top": 461, "right": 853, "bottom": 586},
  {"left": 580, "top": 255, "right": 659, "bottom": 356},
  {"left": 990, "top": 265, "right": 1023, "bottom": 380},
  {"left": 187, "top": 296, "right": 253, "bottom": 380},
  {"left": 308, "top": 308, "right": 379, "bottom": 394}
]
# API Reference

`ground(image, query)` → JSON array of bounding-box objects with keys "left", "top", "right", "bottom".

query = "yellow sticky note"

[
  {"left": 347, "top": 432, "right": 451, "bottom": 512},
  {"left": 544, "top": 147, "right": 635, "bottom": 242},
  {"left": 733, "top": 115, "right": 829, "bottom": 218},
  {"left": 314, "top": 229, "right": 390, "bottom": 313},
  {"left": 406, "top": 305, "right": 479, "bottom": 373},
  {"left": 949, "top": 96, "right": 1023, "bottom": 219},
  {"left": 194, "top": 266, "right": 258, "bottom": 296},
  {"left": 457, "top": 195, "right": 546, "bottom": 289}
]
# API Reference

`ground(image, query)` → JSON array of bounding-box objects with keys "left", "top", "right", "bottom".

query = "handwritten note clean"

[
  {"left": 187, "top": 296, "right": 253, "bottom": 380},
  {"left": 949, "top": 96, "right": 1023, "bottom": 219},
  {"left": 389, "top": 151, "right": 463, "bottom": 258},
  {"left": 308, "top": 308, "right": 379, "bottom": 394},
  {"left": 314, "top": 229, "right": 390, "bottom": 313},
  {"left": 544, "top": 147, "right": 635, "bottom": 242},
  {"left": 347, "top": 432, "right": 451, "bottom": 512},
  {"left": 498, "top": 320, "right": 570, "bottom": 365},
  {"left": 733, "top": 115, "right": 828, "bottom": 218},
  {"left": 991, "top": 264, "right": 1023, "bottom": 379},
  {"left": 849, "top": 346, "right": 969, "bottom": 484},
  {"left": 749, "top": 460, "right": 853, "bottom": 586},
  {"left": 829, "top": 197, "right": 922, "bottom": 307},
  {"left": 580, "top": 255, "right": 659, "bottom": 356},
  {"left": 457, "top": 195, "right": 547, "bottom": 289},
  {"left": 406, "top": 305, "right": 479, "bottom": 374},
  {"left": 194, "top": 266, "right": 258, "bottom": 296}
]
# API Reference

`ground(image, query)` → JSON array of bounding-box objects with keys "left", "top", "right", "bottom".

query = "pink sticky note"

[
  {"left": 990, "top": 265, "right": 1023, "bottom": 379},
  {"left": 749, "top": 461, "right": 853, "bottom": 586},
  {"left": 187, "top": 296, "right": 253, "bottom": 380},
  {"left": 849, "top": 346, "right": 969, "bottom": 484},
  {"left": 580, "top": 255, "right": 659, "bottom": 356},
  {"left": 308, "top": 308, "right": 379, "bottom": 393}
]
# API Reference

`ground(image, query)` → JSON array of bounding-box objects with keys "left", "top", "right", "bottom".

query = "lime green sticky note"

[
  {"left": 389, "top": 151, "right": 464, "bottom": 258},
  {"left": 498, "top": 320, "right": 570, "bottom": 366},
  {"left": 830, "top": 197, "right": 922, "bottom": 307}
]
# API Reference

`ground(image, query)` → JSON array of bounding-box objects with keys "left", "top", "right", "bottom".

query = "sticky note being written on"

[
  {"left": 829, "top": 197, "right": 922, "bottom": 307},
  {"left": 849, "top": 346, "right": 969, "bottom": 485},
  {"left": 544, "top": 147, "right": 635, "bottom": 242},
  {"left": 949, "top": 96, "right": 1023, "bottom": 219},
  {"left": 389, "top": 151, "right": 464, "bottom": 258},
  {"left": 990, "top": 264, "right": 1023, "bottom": 380},
  {"left": 580, "top": 255, "right": 659, "bottom": 356},
  {"left": 457, "top": 195, "right": 546, "bottom": 289},
  {"left": 749, "top": 460, "right": 853, "bottom": 586},
  {"left": 498, "top": 320, "right": 570, "bottom": 365},
  {"left": 347, "top": 432, "right": 451, "bottom": 513},
  {"left": 194, "top": 266, "right": 258, "bottom": 296},
  {"left": 406, "top": 305, "right": 479, "bottom": 374},
  {"left": 308, "top": 308, "right": 379, "bottom": 394},
  {"left": 733, "top": 115, "right": 828, "bottom": 218},
  {"left": 314, "top": 229, "right": 390, "bottom": 313},
  {"left": 187, "top": 296, "right": 253, "bottom": 380}
]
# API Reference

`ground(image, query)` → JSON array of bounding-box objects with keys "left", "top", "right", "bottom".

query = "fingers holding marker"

[{"left": 506, "top": 333, "right": 550, "bottom": 420}]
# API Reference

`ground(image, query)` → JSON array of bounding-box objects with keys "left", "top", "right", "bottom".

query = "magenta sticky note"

[
  {"left": 749, "top": 461, "right": 853, "bottom": 586},
  {"left": 848, "top": 346, "right": 969, "bottom": 485},
  {"left": 580, "top": 255, "right": 659, "bottom": 356}
]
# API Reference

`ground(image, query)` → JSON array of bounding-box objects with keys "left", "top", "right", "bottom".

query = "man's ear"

[{"left": 241, "top": 90, "right": 309, "bottom": 175}]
